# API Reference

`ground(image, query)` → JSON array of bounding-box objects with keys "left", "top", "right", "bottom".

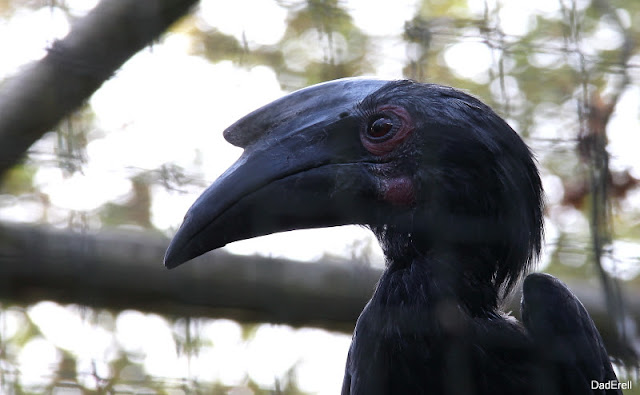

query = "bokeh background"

[{"left": 0, "top": 0, "right": 639, "bottom": 393}]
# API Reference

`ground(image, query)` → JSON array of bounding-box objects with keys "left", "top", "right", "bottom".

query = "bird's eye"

[
  {"left": 361, "top": 105, "right": 414, "bottom": 156},
  {"left": 368, "top": 117, "right": 395, "bottom": 139}
]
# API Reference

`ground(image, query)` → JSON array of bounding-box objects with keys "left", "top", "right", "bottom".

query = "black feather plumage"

[{"left": 165, "top": 78, "right": 620, "bottom": 395}]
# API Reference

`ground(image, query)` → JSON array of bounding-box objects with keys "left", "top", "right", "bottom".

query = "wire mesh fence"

[{"left": 0, "top": 0, "right": 639, "bottom": 393}]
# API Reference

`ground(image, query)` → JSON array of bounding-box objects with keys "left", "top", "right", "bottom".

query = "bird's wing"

[
  {"left": 341, "top": 347, "right": 352, "bottom": 395},
  {"left": 521, "top": 272, "right": 621, "bottom": 394}
]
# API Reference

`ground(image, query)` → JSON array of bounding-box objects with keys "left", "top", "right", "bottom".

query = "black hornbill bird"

[{"left": 164, "top": 78, "right": 621, "bottom": 394}]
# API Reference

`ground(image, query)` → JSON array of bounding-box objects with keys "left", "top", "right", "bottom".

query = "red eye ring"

[{"left": 361, "top": 105, "right": 413, "bottom": 156}]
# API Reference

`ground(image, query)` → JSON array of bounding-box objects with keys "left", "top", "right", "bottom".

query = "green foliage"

[
  {"left": 54, "top": 105, "right": 95, "bottom": 177},
  {"left": 0, "top": 165, "right": 36, "bottom": 195},
  {"left": 188, "top": 0, "right": 373, "bottom": 89},
  {"left": 99, "top": 175, "right": 153, "bottom": 229},
  {"left": 1, "top": 306, "right": 312, "bottom": 394}
]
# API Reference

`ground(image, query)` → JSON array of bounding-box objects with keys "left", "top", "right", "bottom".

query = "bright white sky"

[{"left": 1, "top": 0, "right": 639, "bottom": 393}]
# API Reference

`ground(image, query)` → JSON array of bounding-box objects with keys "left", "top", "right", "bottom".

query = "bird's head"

[{"left": 165, "top": 78, "right": 543, "bottom": 297}]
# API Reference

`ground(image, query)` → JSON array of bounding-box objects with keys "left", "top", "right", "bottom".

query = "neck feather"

[{"left": 372, "top": 228, "right": 502, "bottom": 315}]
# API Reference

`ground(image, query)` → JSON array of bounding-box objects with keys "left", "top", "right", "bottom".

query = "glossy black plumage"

[{"left": 165, "top": 78, "right": 621, "bottom": 394}]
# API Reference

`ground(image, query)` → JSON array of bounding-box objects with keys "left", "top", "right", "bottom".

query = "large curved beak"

[{"left": 164, "top": 78, "right": 389, "bottom": 268}]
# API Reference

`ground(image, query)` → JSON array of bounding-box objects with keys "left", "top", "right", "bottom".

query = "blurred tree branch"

[
  {"left": 0, "top": 0, "right": 198, "bottom": 178},
  {"left": 0, "top": 221, "right": 637, "bottom": 361}
]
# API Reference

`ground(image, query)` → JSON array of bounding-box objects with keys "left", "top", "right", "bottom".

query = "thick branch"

[
  {"left": 0, "top": 0, "right": 198, "bottom": 177},
  {"left": 0, "top": 222, "right": 637, "bottom": 357},
  {"left": 0, "top": 222, "right": 379, "bottom": 332}
]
